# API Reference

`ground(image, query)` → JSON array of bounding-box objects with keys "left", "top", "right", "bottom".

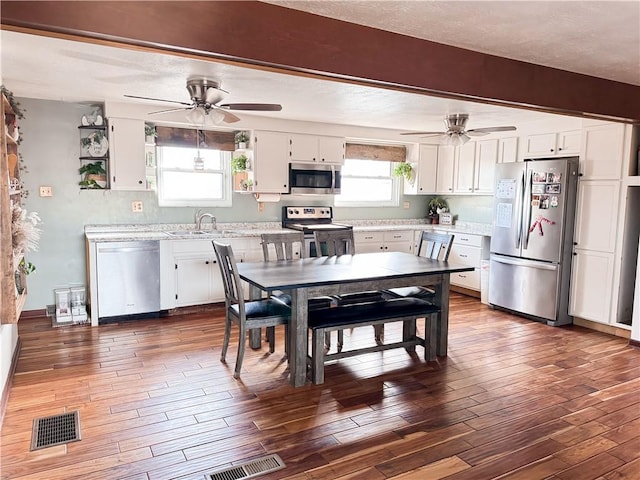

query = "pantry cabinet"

[
  {"left": 580, "top": 123, "right": 625, "bottom": 180},
  {"left": 569, "top": 249, "right": 614, "bottom": 322}
]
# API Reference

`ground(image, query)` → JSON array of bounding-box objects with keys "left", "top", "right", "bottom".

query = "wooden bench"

[{"left": 306, "top": 297, "right": 439, "bottom": 384}]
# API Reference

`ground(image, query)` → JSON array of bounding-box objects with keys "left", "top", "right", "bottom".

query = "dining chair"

[
  {"left": 212, "top": 241, "right": 291, "bottom": 379},
  {"left": 259, "top": 232, "right": 336, "bottom": 347},
  {"left": 380, "top": 231, "right": 454, "bottom": 344},
  {"left": 313, "top": 229, "right": 356, "bottom": 256},
  {"left": 386, "top": 231, "right": 455, "bottom": 299}
]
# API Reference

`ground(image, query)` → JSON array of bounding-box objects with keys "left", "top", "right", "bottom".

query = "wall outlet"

[
  {"left": 39, "top": 186, "right": 53, "bottom": 197},
  {"left": 131, "top": 201, "right": 143, "bottom": 213},
  {"left": 403, "top": 201, "right": 410, "bottom": 209}
]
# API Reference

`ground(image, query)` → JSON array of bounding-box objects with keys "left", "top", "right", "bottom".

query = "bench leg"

[
  {"left": 424, "top": 314, "right": 437, "bottom": 361},
  {"left": 312, "top": 328, "right": 326, "bottom": 384},
  {"left": 403, "top": 319, "right": 417, "bottom": 352}
]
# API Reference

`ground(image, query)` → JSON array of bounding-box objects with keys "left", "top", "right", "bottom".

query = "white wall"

[{"left": 0, "top": 324, "right": 18, "bottom": 403}]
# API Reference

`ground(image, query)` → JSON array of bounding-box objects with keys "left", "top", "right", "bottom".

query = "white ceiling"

[{"left": 1, "top": 1, "right": 638, "bottom": 133}]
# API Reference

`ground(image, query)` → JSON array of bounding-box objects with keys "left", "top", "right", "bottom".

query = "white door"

[
  {"left": 318, "top": 136, "right": 345, "bottom": 164},
  {"left": 574, "top": 181, "right": 620, "bottom": 252},
  {"left": 253, "top": 131, "right": 289, "bottom": 193},
  {"left": 109, "top": 118, "right": 146, "bottom": 190},
  {"left": 454, "top": 141, "right": 475, "bottom": 193},
  {"left": 415, "top": 144, "right": 438, "bottom": 193},
  {"left": 475, "top": 139, "right": 498, "bottom": 193},
  {"left": 436, "top": 146, "right": 455, "bottom": 194},
  {"left": 569, "top": 249, "right": 614, "bottom": 322},
  {"left": 175, "top": 256, "right": 214, "bottom": 306}
]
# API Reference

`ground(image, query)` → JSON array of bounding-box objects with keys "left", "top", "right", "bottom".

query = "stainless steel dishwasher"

[{"left": 96, "top": 240, "right": 160, "bottom": 319}]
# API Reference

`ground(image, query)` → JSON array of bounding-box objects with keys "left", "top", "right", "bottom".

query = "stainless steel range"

[{"left": 282, "top": 206, "right": 352, "bottom": 256}]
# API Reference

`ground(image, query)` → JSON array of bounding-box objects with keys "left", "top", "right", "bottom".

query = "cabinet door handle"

[
  {"left": 205, "top": 260, "right": 209, "bottom": 265},
  {"left": 460, "top": 254, "right": 468, "bottom": 258},
  {"left": 138, "top": 180, "right": 143, "bottom": 184},
  {"left": 458, "top": 274, "right": 467, "bottom": 278}
]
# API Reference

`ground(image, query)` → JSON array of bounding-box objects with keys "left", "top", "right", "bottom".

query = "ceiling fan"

[
  {"left": 401, "top": 114, "right": 516, "bottom": 146},
  {"left": 124, "top": 78, "right": 282, "bottom": 125}
]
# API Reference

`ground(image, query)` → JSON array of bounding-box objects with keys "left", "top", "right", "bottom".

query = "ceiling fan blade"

[
  {"left": 400, "top": 131, "right": 445, "bottom": 136},
  {"left": 218, "top": 109, "right": 241, "bottom": 123},
  {"left": 148, "top": 107, "right": 190, "bottom": 115},
  {"left": 467, "top": 126, "right": 517, "bottom": 134},
  {"left": 124, "top": 94, "right": 192, "bottom": 107},
  {"left": 466, "top": 131, "right": 490, "bottom": 137},
  {"left": 219, "top": 103, "right": 282, "bottom": 111}
]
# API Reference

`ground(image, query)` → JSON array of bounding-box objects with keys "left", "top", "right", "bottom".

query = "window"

[
  {"left": 157, "top": 146, "right": 232, "bottom": 207},
  {"left": 335, "top": 158, "right": 400, "bottom": 207}
]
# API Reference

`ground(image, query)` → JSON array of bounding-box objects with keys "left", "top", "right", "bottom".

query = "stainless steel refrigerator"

[{"left": 489, "top": 156, "right": 579, "bottom": 326}]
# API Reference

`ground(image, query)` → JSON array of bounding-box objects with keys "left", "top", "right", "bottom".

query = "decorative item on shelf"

[
  {"left": 79, "top": 162, "right": 107, "bottom": 189},
  {"left": 234, "top": 131, "right": 250, "bottom": 149},
  {"left": 392, "top": 162, "right": 414, "bottom": 182},
  {"left": 427, "top": 197, "right": 449, "bottom": 224},
  {"left": 11, "top": 204, "right": 41, "bottom": 272},
  {"left": 145, "top": 123, "right": 157, "bottom": 144},
  {"left": 1, "top": 84, "right": 25, "bottom": 119},
  {"left": 240, "top": 178, "right": 254, "bottom": 191},
  {"left": 81, "top": 130, "right": 109, "bottom": 157},
  {"left": 7, "top": 152, "right": 18, "bottom": 179},
  {"left": 14, "top": 259, "right": 35, "bottom": 295},
  {"left": 232, "top": 153, "right": 249, "bottom": 174},
  {"left": 439, "top": 212, "right": 453, "bottom": 225},
  {"left": 81, "top": 107, "right": 104, "bottom": 127}
]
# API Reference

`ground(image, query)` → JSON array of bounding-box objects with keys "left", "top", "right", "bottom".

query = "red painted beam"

[{"left": 1, "top": 1, "right": 638, "bottom": 122}]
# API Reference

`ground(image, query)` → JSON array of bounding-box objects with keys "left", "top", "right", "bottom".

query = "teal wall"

[
  {"left": 18, "top": 98, "right": 437, "bottom": 310},
  {"left": 441, "top": 195, "right": 493, "bottom": 224}
]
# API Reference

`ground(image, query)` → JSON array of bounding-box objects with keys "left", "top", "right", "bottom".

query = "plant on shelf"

[
  {"left": 79, "top": 161, "right": 107, "bottom": 189},
  {"left": 427, "top": 196, "right": 448, "bottom": 224},
  {"left": 145, "top": 124, "right": 157, "bottom": 143},
  {"left": 15, "top": 258, "right": 35, "bottom": 295},
  {"left": 231, "top": 153, "right": 249, "bottom": 174},
  {"left": 392, "top": 162, "right": 414, "bottom": 181},
  {"left": 80, "top": 130, "right": 108, "bottom": 157},
  {"left": 234, "top": 131, "right": 250, "bottom": 148},
  {"left": 240, "top": 178, "right": 254, "bottom": 191}
]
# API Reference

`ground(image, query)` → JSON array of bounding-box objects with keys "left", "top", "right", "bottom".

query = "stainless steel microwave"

[{"left": 288, "top": 162, "right": 341, "bottom": 195}]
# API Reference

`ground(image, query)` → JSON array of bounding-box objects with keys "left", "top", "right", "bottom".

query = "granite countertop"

[{"left": 85, "top": 220, "right": 491, "bottom": 242}]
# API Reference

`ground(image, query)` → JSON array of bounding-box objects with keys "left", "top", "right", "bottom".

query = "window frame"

[
  {"left": 156, "top": 146, "right": 233, "bottom": 207},
  {"left": 334, "top": 157, "right": 401, "bottom": 208}
]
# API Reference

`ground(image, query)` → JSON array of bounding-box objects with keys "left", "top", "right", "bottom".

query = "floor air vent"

[
  {"left": 206, "top": 454, "right": 285, "bottom": 480},
  {"left": 31, "top": 411, "right": 81, "bottom": 451}
]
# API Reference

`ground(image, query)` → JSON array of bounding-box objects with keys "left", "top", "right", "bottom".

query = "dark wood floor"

[{"left": 2, "top": 294, "right": 639, "bottom": 480}]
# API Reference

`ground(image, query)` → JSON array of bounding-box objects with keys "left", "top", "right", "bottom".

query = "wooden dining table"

[{"left": 237, "top": 251, "right": 474, "bottom": 387}]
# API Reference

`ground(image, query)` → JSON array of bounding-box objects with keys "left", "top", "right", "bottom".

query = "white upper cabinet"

[
  {"left": 289, "top": 133, "right": 345, "bottom": 164},
  {"left": 522, "top": 130, "right": 581, "bottom": 158},
  {"left": 574, "top": 180, "right": 620, "bottom": 252},
  {"left": 108, "top": 117, "right": 146, "bottom": 191},
  {"left": 580, "top": 123, "right": 625, "bottom": 180},
  {"left": 475, "top": 138, "right": 498, "bottom": 193},
  {"left": 454, "top": 141, "right": 476, "bottom": 193},
  {"left": 252, "top": 130, "right": 289, "bottom": 193},
  {"left": 436, "top": 145, "right": 455, "bottom": 194},
  {"left": 453, "top": 139, "right": 497, "bottom": 194},
  {"left": 498, "top": 136, "right": 519, "bottom": 163},
  {"left": 404, "top": 144, "right": 437, "bottom": 195}
]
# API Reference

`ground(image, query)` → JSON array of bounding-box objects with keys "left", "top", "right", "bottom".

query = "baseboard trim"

[
  {"left": 450, "top": 286, "right": 481, "bottom": 299},
  {"left": 0, "top": 336, "right": 22, "bottom": 428},
  {"left": 629, "top": 339, "right": 640, "bottom": 348},
  {"left": 20, "top": 308, "right": 47, "bottom": 319},
  {"left": 573, "top": 317, "right": 631, "bottom": 339}
]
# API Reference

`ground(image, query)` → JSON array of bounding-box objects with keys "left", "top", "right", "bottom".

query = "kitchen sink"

[{"left": 164, "top": 230, "right": 235, "bottom": 237}]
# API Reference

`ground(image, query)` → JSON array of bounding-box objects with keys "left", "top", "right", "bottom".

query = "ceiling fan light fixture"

[
  {"left": 205, "top": 108, "right": 226, "bottom": 125},
  {"left": 185, "top": 106, "right": 206, "bottom": 125},
  {"left": 441, "top": 132, "right": 470, "bottom": 146}
]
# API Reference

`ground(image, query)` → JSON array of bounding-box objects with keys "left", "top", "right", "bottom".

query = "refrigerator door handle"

[
  {"left": 491, "top": 255, "right": 557, "bottom": 271},
  {"left": 522, "top": 169, "right": 533, "bottom": 250},
  {"left": 515, "top": 170, "right": 525, "bottom": 249}
]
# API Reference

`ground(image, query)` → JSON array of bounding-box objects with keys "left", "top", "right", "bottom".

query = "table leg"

[
  {"left": 248, "top": 284, "right": 262, "bottom": 349},
  {"left": 436, "top": 274, "right": 450, "bottom": 356},
  {"left": 289, "top": 287, "right": 309, "bottom": 387}
]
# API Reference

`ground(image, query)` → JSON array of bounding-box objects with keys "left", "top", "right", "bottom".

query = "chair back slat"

[
  {"left": 417, "top": 231, "right": 454, "bottom": 261},
  {"left": 260, "top": 231, "right": 306, "bottom": 261},
  {"left": 212, "top": 241, "right": 244, "bottom": 313},
  {"left": 313, "top": 230, "right": 355, "bottom": 256}
]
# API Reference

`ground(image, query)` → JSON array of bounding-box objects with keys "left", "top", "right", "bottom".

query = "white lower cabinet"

[
  {"left": 569, "top": 249, "right": 614, "bottom": 322},
  {"left": 354, "top": 230, "right": 413, "bottom": 254},
  {"left": 435, "top": 231, "right": 490, "bottom": 292}
]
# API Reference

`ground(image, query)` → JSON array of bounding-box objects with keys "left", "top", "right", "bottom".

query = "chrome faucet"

[{"left": 195, "top": 209, "right": 216, "bottom": 231}]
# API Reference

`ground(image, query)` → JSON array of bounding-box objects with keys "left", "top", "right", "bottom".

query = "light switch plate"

[{"left": 131, "top": 201, "right": 143, "bottom": 212}]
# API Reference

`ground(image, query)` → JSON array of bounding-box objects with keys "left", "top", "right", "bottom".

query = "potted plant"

[
  {"left": 145, "top": 124, "right": 157, "bottom": 144},
  {"left": 231, "top": 153, "right": 249, "bottom": 174},
  {"left": 234, "top": 131, "right": 250, "bottom": 149},
  {"left": 240, "top": 178, "right": 254, "bottom": 191},
  {"left": 15, "top": 258, "right": 35, "bottom": 295},
  {"left": 79, "top": 162, "right": 107, "bottom": 189},
  {"left": 427, "top": 197, "right": 448, "bottom": 224},
  {"left": 392, "top": 162, "right": 414, "bottom": 182}
]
